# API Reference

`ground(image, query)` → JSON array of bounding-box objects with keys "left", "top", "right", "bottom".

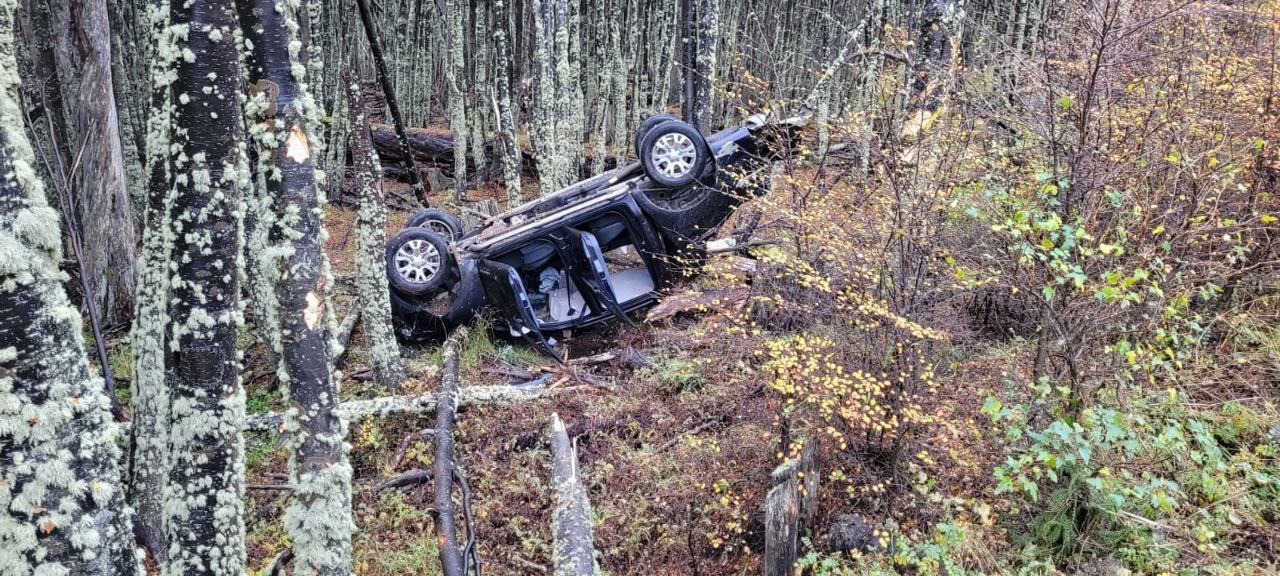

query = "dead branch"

[
  {"left": 645, "top": 288, "right": 749, "bottom": 322},
  {"left": 243, "top": 382, "right": 550, "bottom": 431},
  {"left": 265, "top": 549, "right": 293, "bottom": 576},
  {"left": 455, "top": 467, "right": 482, "bottom": 575},
  {"left": 332, "top": 308, "right": 361, "bottom": 369},
  {"left": 654, "top": 415, "right": 731, "bottom": 453},
  {"left": 512, "top": 556, "right": 548, "bottom": 573},
  {"left": 706, "top": 238, "right": 780, "bottom": 254},
  {"left": 549, "top": 413, "right": 599, "bottom": 575},
  {"left": 375, "top": 468, "right": 433, "bottom": 493}
]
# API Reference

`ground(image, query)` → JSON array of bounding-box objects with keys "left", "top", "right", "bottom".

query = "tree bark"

[
  {"left": 0, "top": 4, "right": 139, "bottom": 571},
  {"left": 238, "top": 0, "right": 354, "bottom": 573},
  {"left": 691, "top": 0, "right": 717, "bottom": 131},
  {"left": 126, "top": 0, "right": 176, "bottom": 563},
  {"left": 55, "top": 0, "right": 138, "bottom": 328},
  {"left": 161, "top": 1, "right": 249, "bottom": 573},
  {"left": 347, "top": 76, "right": 407, "bottom": 391},
  {"left": 444, "top": 0, "right": 467, "bottom": 200}
]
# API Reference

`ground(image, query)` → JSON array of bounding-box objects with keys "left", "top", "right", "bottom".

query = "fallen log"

[
  {"left": 242, "top": 382, "right": 550, "bottom": 431},
  {"left": 369, "top": 124, "right": 539, "bottom": 184},
  {"left": 549, "top": 413, "right": 599, "bottom": 575},
  {"left": 433, "top": 328, "right": 467, "bottom": 576},
  {"left": 370, "top": 124, "right": 456, "bottom": 165},
  {"left": 644, "top": 288, "right": 750, "bottom": 322}
]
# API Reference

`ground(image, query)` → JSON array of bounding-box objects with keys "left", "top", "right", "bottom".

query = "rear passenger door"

[{"left": 476, "top": 259, "right": 559, "bottom": 359}]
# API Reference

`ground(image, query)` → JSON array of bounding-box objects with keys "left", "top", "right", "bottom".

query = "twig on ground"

[
  {"left": 375, "top": 468, "right": 434, "bottom": 493},
  {"left": 654, "top": 416, "right": 731, "bottom": 453}
]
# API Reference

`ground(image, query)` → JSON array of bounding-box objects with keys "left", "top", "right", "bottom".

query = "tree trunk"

[
  {"left": 53, "top": 0, "right": 138, "bottom": 328},
  {"left": 239, "top": 0, "right": 353, "bottom": 573},
  {"left": 532, "top": 0, "right": 568, "bottom": 194},
  {"left": 347, "top": 77, "right": 407, "bottom": 391},
  {"left": 691, "top": 0, "right": 717, "bottom": 131},
  {"left": 126, "top": 0, "right": 175, "bottom": 563},
  {"left": 493, "top": 0, "right": 522, "bottom": 206},
  {"left": 0, "top": 4, "right": 139, "bottom": 571},
  {"left": 679, "top": 0, "right": 693, "bottom": 122},
  {"left": 161, "top": 1, "right": 249, "bottom": 573},
  {"left": 444, "top": 0, "right": 467, "bottom": 200}
]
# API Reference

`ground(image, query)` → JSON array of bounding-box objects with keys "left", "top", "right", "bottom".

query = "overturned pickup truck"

[{"left": 385, "top": 113, "right": 802, "bottom": 355}]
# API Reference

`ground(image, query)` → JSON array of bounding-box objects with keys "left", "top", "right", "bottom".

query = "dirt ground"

[{"left": 237, "top": 183, "right": 1012, "bottom": 575}]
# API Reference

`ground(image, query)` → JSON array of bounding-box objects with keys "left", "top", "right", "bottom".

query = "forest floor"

[{"left": 212, "top": 181, "right": 1022, "bottom": 575}]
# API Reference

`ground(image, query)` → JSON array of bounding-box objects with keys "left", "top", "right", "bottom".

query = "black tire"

[
  {"left": 406, "top": 208, "right": 465, "bottom": 242},
  {"left": 389, "top": 258, "right": 485, "bottom": 342},
  {"left": 386, "top": 228, "right": 452, "bottom": 295},
  {"left": 639, "top": 121, "right": 711, "bottom": 188},
  {"left": 633, "top": 113, "right": 680, "bottom": 159}
]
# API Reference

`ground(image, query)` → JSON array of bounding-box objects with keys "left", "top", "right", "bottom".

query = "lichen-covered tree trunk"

[
  {"left": 160, "top": 0, "right": 249, "bottom": 573},
  {"left": 560, "top": 0, "right": 583, "bottom": 176},
  {"left": 0, "top": 1, "right": 139, "bottom": 571},
  {"left": 56, "top": 0, "right": 139, "bottom": 327},
  {"left": 531, "top": 0, "right": 560, "bottom": 194},
  {"left": 608, "top": 0, "right": 630, "bottom": 162},
  {"left": 126, "top": 0, "right": 177, "bottom": 563},
  {"left": 469, "top": 0, "right": 488, "bottom": 173},
  {"left": 532, "top": 0, "right": 580, "bottom": 195},
  {"left": 691, "top": 0, "right": 717, "bottom": 131},
  {"left": 347, "top": 77, "right": 406, "bottom": 391},
  {"left": 493, "top": 0, "right": 522, "bottom": 206},
  {"left": 238, "top": 0, "right": 353, "bottom": 573},
  {"left": 444, "top": 0, "right": 467, "bottom": 200}
]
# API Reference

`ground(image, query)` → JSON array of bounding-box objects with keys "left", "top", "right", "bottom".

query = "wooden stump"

[{"left": 764, "top": 441, "right": 819, "bottom": 576}]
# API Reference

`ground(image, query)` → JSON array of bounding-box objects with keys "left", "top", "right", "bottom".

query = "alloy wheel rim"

[
  {"left": 652, "top": 133, "right": 697, "bottom": 179},
  {"left": 424, "top": 219, "right": 454, "bottom": 240},
  {"left": 395, "top": 238, "right": 442, "bottom": 284}
]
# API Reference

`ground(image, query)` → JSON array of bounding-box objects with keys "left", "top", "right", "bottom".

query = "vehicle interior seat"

[{"left": 582, "top": 214, "right": 629, "bottom": 252}]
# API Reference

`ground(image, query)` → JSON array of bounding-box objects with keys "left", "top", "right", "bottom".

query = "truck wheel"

[
  {"left": 406, "top": 208, "right": 465, "bottom": 242},
  {"left": 633, "top": 113, "right": 680, "bottom": 159},
  {"left": 389, "top": 258, "right": 485, "bottom": 342},
  {"left": 640, "top": 121, "right": 710, "bottom": 188},
  {"left": 386, "top": 228, "right": 452, "bottom": 295}
]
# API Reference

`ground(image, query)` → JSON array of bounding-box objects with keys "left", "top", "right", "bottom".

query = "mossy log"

[
  {"left": 433, "top": 328, "right": 466, "bottom": 576},
  {"left": 244, "top": 382, "right": 548, "bottom": 430}
]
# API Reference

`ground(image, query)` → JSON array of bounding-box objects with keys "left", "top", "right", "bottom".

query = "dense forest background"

[{"left": 1, "top": 0, "right": 1278, "bottom": 574}]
